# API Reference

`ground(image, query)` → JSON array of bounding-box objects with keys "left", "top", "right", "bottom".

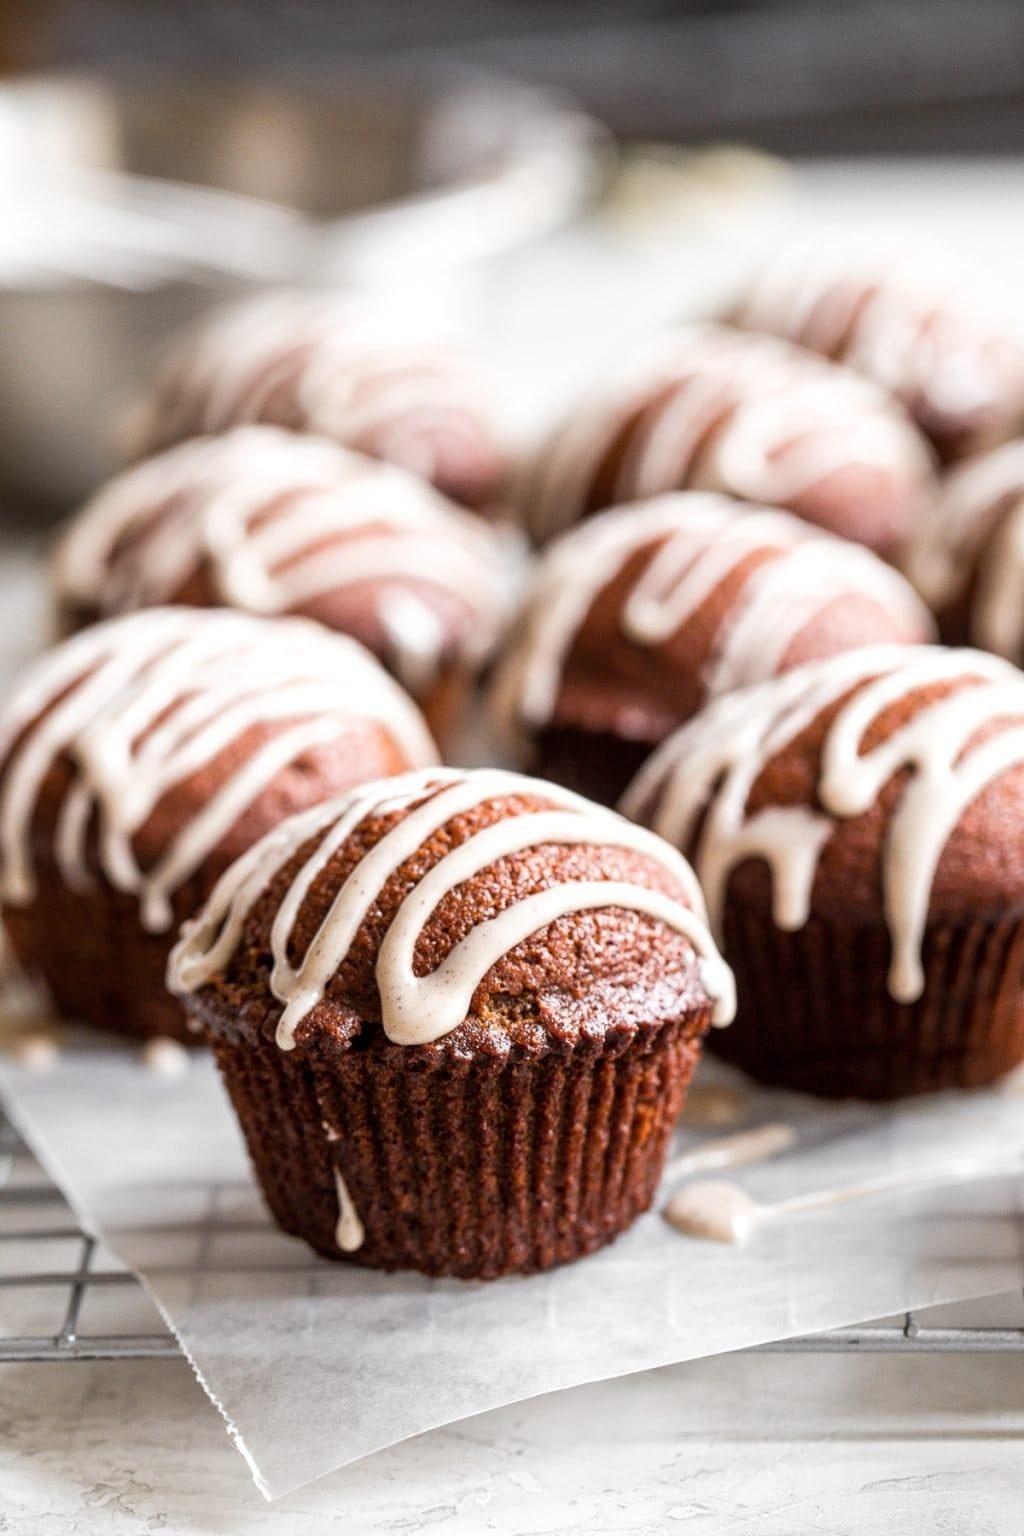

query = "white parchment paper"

[{"left": 0, "top": 1015, "right": 1022, "bottom": 1500}]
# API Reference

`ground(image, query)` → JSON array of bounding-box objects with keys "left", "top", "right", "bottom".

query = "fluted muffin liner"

[
  {"left": 534, "top": 726, "right": 659, "bottom": 809},
  {"left": 3, "top": 883, "right": 194, "bottom": 1044},
  {"left": 711, "top": 904, "right": 1024, "bottom": 1099},
  {"left": 210, "top": 1015, "right": 706, "bottom": 1279}
]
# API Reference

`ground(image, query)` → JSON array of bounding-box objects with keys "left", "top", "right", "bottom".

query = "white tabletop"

[{"left": 4, "top": 1346, "right": 1023, "bottom": 1532}]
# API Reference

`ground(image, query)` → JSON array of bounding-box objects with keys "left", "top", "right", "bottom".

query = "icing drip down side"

[
  {"left": 0, "top": 608, "right": 437, "bottom": 931},
  {"left": 904, "top": 439, "right": 1024, "bottom": 664},
  {"left": 127, "top": 291, "right": 505, "bottom": 503},
  {"left": 169, "top": 766, "right": 736, "bottom": 1047},
  {"left": 495, "top": 492, "right": 933, "bottom": 731},
  {"left": 622, "top": 645, "right": 1024, "bottom": 1004},
  {"left": 735, "top": 239, "right": 1024, "bottom": 451},
  {"left": 54, "top": 427, "right": 516, "bottom": 689},
  {"left": 525, "top": 323, "right": 934, "bottom": 543}
]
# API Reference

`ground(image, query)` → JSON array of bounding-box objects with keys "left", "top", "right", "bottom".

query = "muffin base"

[
  {"left": 417, "top": 665, "right": 473, "bottom": 760},
  {"left": 533, "top": 725, "right": 660, "bottom": 809},
  {"left": 3, "top": 886, "right": 195, "bottom": 1044},
  {"left": 211, "top": 1017, "right": 706, "bottom": 1279},
  {"left": 713, "top": 903, "right": 1024, "bottom": 1099}
]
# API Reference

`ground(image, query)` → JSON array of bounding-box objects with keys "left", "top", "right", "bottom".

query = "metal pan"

[{"left": 0, "top": 72, "right": 605, "bottom": 508}]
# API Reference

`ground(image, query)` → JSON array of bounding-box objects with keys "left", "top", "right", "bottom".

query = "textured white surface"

[{"left": 2, "top": 1349, "right": 1024, "bottom": 1534}]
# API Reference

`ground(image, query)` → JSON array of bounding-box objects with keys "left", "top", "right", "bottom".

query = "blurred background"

[
  {"left": 1, "top": 0, "right": 1023, "bottom": 511},
  {"left": 7, "top": 1, "right": 1024, "bottom": 155}
]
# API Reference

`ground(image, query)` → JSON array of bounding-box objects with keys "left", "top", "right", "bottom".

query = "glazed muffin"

[
  {"left": 623, "top": 644, "right": 1024, "bottom": 1099},
  {"left": 735, "top": 239, "right": 1024, "bottom": 462},
  {"left": 0, "top": 608, "right": 436, "bottom": 1042},
  {"left": 168, "top": 765, "right": 734, "bottom": 1277},
  {"left": 123, "top": 290, "right": 508, "bottom": 509},
  {"left": 494, "top": 492, "right": 934, "bottom": 805},
  {"left": 522, "top": 322, "right": 936, "bottom": 559},
  {"left": 52, "top": 426, "right": 518, "bottom": 746},
  {"left": 903, "top": 440, "right": 1024, "bottom": 664}
]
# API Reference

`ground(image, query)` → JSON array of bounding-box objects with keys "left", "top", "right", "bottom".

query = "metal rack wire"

[{"left": 0, "top": 1109, "right": 1021, "bottom": 1363}]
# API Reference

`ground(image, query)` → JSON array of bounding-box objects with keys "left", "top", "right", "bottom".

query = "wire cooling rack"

[{"left": 1, "top": 1109, "right": 1022, "bottom": 1363}]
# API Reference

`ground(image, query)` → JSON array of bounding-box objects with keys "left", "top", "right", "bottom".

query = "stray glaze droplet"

[
  {"left": 8, "top": 1030, "right": 60, "bottom": 1072},
  {"left": 664, "top": 1180, "right": 761, "bottom": 1243},
  {"left": 334, "top": 1166, "right": 365, "bottom": 1253},
  {"left": 141, "top": 1038, "right": 190, "bottom": 1077}
]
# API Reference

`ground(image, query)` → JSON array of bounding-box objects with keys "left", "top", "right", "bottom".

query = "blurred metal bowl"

[{"left": 0, "top": 73, "right": 605, "bottom": 509}]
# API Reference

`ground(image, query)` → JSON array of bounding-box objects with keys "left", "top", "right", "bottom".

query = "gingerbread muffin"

[
  {"left": 623, "top": 644, "right": 1024, "bottom": 1099},
  {"left": 0, "top": 608, "right": 436, "bottom": 1042},
  {"left": 735, "top": 240, "right": 1024, "bottom": 461},
  {"left": 53, "top": 426, "right": 517, "bottom": 746},
  {"left": 903, "top": 440, "right": 1024, "bottom": 665},
  {"left": 123, "top": 290, "right": 508, "bottom": 509},
  {"left": 494, "top": 492, "right": 934, "bottom": 805},
  {"left": 522, "top": 322, "right": 936, "bottom": 559},
  {"left": 168, "top": 765, "right": 734, "bottom": 1277}
]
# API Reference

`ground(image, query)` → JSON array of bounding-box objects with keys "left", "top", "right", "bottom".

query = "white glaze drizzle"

[
  {"left": 0, "top": 608, "right": 437, "bottom": 931},
  {"left": 623, "top": 644, "right": 1024, "bottom": 1004},
  {"left": 662, "top": 1122, "right": 795, "bottom": 1182},
  {"left": 168, "top": 765, "right": 736, "bottom": 1047},
  {"left": 496, "top": 492, "right": 932, "bottom": 731},
  {"left": 333, "top": 1166, "right": 365, "bottom": 1253},
  {"left": 905, "top": 439, "right": 1024, "bottom": 664},
  {"left": 54, "top": 426, "right": 514, "bottom": 688},
  {"left": 737, "top": 238, "right": 1024, "bottom": 441},
  {"left": 129, "top": 291, "right": 500, "bottom": 489},
  {"left": 525, "top": 323, "right": 932, "bottom": 542}
]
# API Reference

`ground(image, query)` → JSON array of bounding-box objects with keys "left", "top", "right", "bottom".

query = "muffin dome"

[
  {"left": 0, "top": 607, "right": 436, "bottom": 1039},
  {"left": 495, "top": 492, "right": 934, "bottom": 804},
  {"left": 124, "top": 291, "right": 508, "bottom": 509},
  {"left": 623, "top": 645, "right": 1024, "bottom": 1097},
  {"left": 170, "top": 766, "right": 733, "bottom": 1275},
  {"left": 522, "top": 322, "right": 936, "bottom": 558},
  {"left": 735, "top": 240, "right": 1024, "bottom": 461},
  {"left": 903, "top": 439, "right": 1024, "bottom": 665},
  {"left": 53, "top": 426, "right": 517, "bottom": 736}
]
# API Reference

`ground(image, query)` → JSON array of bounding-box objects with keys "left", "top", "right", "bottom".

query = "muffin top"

[
  {"left": 0, "top": 607, "right": 436, "bottom": 933},
  {"left": 53, "top": 426, "right": 518, "bottom": 697},
  {"left": 522, "top": 322, "right": 936, "bottom": 556},
  {"left": 904, "top": 439, "right": 1024, "bottom": 665},
  {"left": 622, "top": 645, "right": 1024, "bottom": 1004},
  {"left": 124, "top": 290, "right": 508, "bottom": 509},
  {"left": 495, "top": 491, "right": 934, "bottom": 746},
  {"left": 734, "top": 238, "right": 1024, "bottom": 461},
  {"left": 169, "top": 766, "right": 735, "bottom": 1062}
]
